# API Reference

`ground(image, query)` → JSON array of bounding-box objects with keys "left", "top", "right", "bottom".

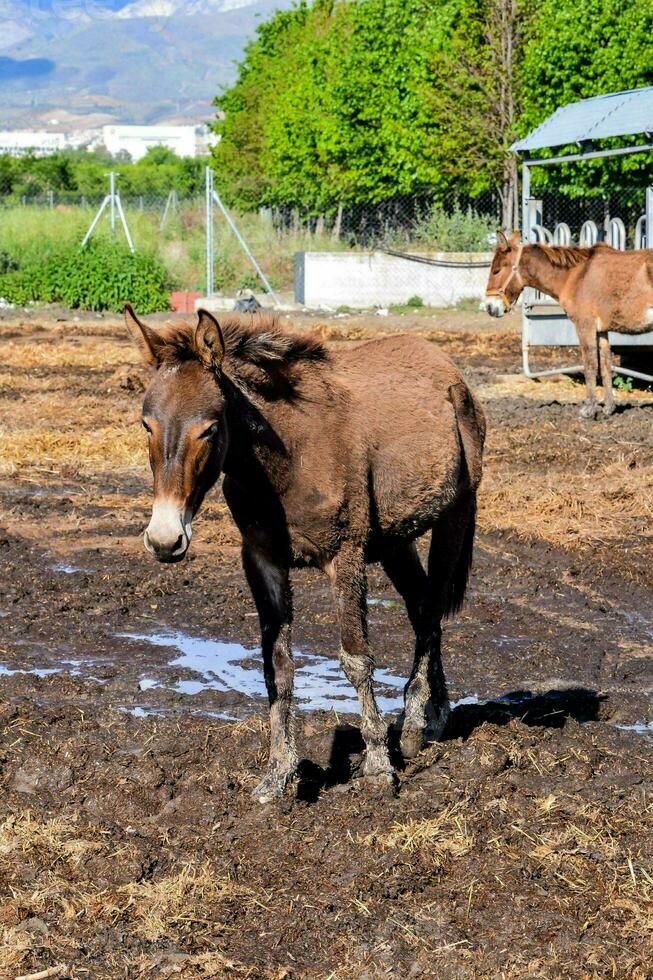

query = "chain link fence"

[{"left": 0, "top": 184, "right": 650, "bottom": 308}]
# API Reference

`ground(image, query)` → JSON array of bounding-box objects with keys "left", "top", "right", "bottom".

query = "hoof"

[
  {"left": 400, "top": 700, "right": 450, "bottom": 760},
  {"left": 363, "top": 770, "right": 396, "bottom": 796},
  {"left": 251, "top": 767, "right": 295, "bottom": 804},
  {"left": 399, "top": 727, "right": 423, "bottom": 761},
  {"left": 362, "top": 744, "right": 394, "bottom": 781},
  {"left": 602, "top": 402, "right": 616, "bottom": 418},
  {"left": 579, "top": 402, "right": 600, "bottom": 421}
]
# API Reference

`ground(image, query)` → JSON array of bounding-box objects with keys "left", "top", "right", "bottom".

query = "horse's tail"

[
  {"left": 437, "top": 381, "right": 486, "bottom": 618},
  {"left": 448, "top": 380, "right": 486, "bottom": 492}
]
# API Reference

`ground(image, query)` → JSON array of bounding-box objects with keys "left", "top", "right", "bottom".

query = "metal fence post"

[
  {"left": 205, "top": 167, "right": 215, "bottom": 299},
  {"left": 646, "top": 187, "right": 653, "bottom": 249},
  {"left": 521, "top": 162, "right": 530, "bottom": 235},
  {"left": 212, "top": 186, "right": 279, "bottom": 305},
  {"left": 109, "top": 171, "right": 117, "bottom": 241},
  {"left": 527, "top": 199, "right": 543, "bottom": 242},
  {"left": 81, "top": 172, "right": 134, "bottom": 253}
]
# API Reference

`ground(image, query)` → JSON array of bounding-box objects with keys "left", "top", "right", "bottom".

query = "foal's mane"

[
  {"left": 531, "top": 242, "right": 610, "bottom": 269},
  {"left": 159, "top": 313, "right": 328, "bottom": 395}
]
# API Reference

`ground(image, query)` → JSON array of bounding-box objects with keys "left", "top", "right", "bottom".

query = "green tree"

[
  {"left": 521, "top": 0, "right": 653, "bottom": 197},
  {"left": 212, "top": 0, "right": 451, "bottom": 212},
  {"left": 427, "top": 0, "right": 532, "bottom": 228},
  {"left": 325, "top": 0, "right": 446, "bottom": 205},
  {"left": 212, "top": 3, "right": 313, "bottom": 209},
  {"left": 260, "top": 1, "right": 346, "bottom": 212}
]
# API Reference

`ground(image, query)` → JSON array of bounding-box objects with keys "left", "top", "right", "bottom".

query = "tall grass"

[
  {"left": 0, "top": 201, "right": 494, "bottom": 305},
  {"left": 0, "top": 203, "right": 351, "bottom": 296}
]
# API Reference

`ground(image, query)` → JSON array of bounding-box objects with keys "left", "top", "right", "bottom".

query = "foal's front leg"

[
  {"left": 242, "top": 543, "right": 297, "bottom": 803},
  {"left": 331, "top": 544, "right": 394, "bottom": 784}
]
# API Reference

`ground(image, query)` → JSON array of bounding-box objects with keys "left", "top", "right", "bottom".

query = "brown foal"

[
  {"left": 485, "top": 230, "right": 653, "bottom": 419},
  {"left": 125, "top": 305, "right": 485, "bottom": 802}
]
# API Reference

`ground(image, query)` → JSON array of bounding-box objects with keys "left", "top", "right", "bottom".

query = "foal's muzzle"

[
  {"left": 484, "top": 295, "right": 508, "bottom": 318},
  {"left": 144, "top": 499, "right": 192, "bottom": 564},
  {"left": 144, "top": 530, "right": 188, "bottom": 563}
]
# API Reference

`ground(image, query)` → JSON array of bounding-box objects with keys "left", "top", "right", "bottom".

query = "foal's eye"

[
  {"left": 200, "top": 422, "right": 219, "bottom": 440},
  {"left": 142, "top": 419, "right": 152, "bottom": 434}
]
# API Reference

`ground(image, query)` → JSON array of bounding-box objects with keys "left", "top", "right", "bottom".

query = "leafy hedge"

[
  {"left": 0, "top": 240, "right": 171, "bottom": 313},
  {"left": 413, "top": 204, "right": 494, "bottom": 252}
]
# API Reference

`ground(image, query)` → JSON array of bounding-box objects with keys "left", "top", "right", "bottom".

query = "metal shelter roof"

[{"left": 512, "top": 86, "right": 653, "bottom": 153}]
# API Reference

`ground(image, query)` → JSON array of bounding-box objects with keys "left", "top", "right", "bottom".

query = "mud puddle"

[
  {"left": 124, "top": 630, "right": 408, "bottom": 713},
  {"left": 0, "top": 658, "right": 106, "bottom": 683},
  {"left": 53, "top": 563, "right": 88, "bottom": 575}
]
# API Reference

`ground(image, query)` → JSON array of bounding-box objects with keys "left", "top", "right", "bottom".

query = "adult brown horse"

[
  {"left": 125, "top": 306, "right": 485, "bottom": 802},
  {"left": 485, "top": 230, "right": 653, "bottom": 419}
]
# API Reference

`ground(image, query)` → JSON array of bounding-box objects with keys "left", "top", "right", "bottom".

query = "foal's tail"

[
  {"left": 448, "top": 381, "right": 486, "bottom": 491},
  {"left": 430, "top": 492, "right": 477, "bottom": 620},
  {"left": 438, "top": 381, "right": 486, "bottom": 617}
]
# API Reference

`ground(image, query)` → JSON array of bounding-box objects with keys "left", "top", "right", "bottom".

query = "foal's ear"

[
  {"left": 496, "top": 229, "right": 509, "bottom": 250},
  {"left": 124, "top": 304, "right": 165, "bottom": 367},
  {"left": 194, "top": 309, "right": 226, "bottom": 371},
  {"left": 509, "top": 230, "right": 521, "bottom": 246}
]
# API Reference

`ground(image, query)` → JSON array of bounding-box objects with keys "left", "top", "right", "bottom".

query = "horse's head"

[
  {"left": 125, "top": 305, "right": 228, "bottom": 564},
  {"left": 485, "top": 230, "right": 524, "bottom": 317}
]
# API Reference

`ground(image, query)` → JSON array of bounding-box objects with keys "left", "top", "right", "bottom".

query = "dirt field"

[{"left": 0, "top": 309, "right": 651, "bottom": 979}]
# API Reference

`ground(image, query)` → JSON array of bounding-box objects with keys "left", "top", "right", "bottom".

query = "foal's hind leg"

[
  {"left": 382, "top": 541, "right": 449, "bottom": 760},
  {"left": 598, "top": 333, "right": 616, "bottom": 417},
  {"left": 242, "top": 544, "right": 297, "bottom": 803},
  {"left": 575, "top": 319, "right": 600, "bottom": 420},
  {"left": 330, "top": 543, "right": 393, "bottom": 783}
]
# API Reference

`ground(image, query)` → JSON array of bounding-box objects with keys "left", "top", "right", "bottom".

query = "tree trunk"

[
  {"left": 500, "top": 154, "right": 519, "bottom": 231},
  {"left": 332, "top": 203, "right": 343, "bottom": 240},
  {"left": 512, "top": 156, "right": 520, "bottom": 230}
]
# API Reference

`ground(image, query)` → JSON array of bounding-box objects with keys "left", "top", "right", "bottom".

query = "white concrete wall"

[{"left": 296, "top": 250, "right": 492, "bottom": 309}]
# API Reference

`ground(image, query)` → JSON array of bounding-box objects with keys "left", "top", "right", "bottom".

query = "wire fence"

[{"left": 0, "top": 183, "right": 650, "bottom": 306}]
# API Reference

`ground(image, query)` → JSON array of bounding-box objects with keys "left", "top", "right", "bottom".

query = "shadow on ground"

[{"left": 295, "top": 686, "right": 603, "bottom": 802}]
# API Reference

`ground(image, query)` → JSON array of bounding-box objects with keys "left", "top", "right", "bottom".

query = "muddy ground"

[{"left": 0, "top": 309, "right": 651, "bottom": 979}]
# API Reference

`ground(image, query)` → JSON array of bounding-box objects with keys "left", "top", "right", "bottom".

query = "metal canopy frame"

[{"left": 518, "top": 138, "right": 653, "bottom": 384}]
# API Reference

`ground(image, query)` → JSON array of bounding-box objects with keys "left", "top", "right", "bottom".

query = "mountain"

[
  {"left": 115, "top": 0, "right": 262, "bottom": 16},
  {"left": 0, "top": 0, "right": 293, "bottom": 129}
]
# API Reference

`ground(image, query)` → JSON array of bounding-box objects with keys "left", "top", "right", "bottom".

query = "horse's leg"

[
  {"left": 575, "top": 319, "right": 600, "bottom": 420},
  {"left": 331, "top": 543, "right": 393, "bottom": 783},
  {"left": 242, "top": 543, "right": 297, "bottom": 803},
  {"left": 598, "top": 332, "right": 616, "bottom": 417},
  {"left": 381, "top": 540, "right": 448, "bottom": 760}
]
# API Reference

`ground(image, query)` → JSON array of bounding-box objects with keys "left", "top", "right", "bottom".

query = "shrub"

[
  {"left": 236, "top": 271, "right": 261, "bottom": 291},
  {"left": 414, "top": 203, "right": 494, "bottom": 252},
  {"left": 0, "top": 240, "right": 171, "bottom": 313},
  {"left": 0, "top": 251, "right": 18, "bottom": 274},
  {"left": 406, "top": 295, "right": 424, "bottom": 308}
]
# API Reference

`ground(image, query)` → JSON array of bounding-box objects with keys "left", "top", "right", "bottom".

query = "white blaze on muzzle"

[
  {"left": 144, "top": 498, "right": 193, "bottom": 558},
  {"left": 485, "top": 242, "right": 524, "bottom": 317},
  {"left": 484, "top": 296, "right": 507, "bottom": 318}
]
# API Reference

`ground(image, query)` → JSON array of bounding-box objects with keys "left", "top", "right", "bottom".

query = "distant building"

[
  {"left": 0, "top": 131, "right": 69, "bottom": 157},
  {"left": 101, "top": 124, "right": 216, "bottom": 161},
  {"left": 0, "top": 123, "right": 217, "bottom": 160}
]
